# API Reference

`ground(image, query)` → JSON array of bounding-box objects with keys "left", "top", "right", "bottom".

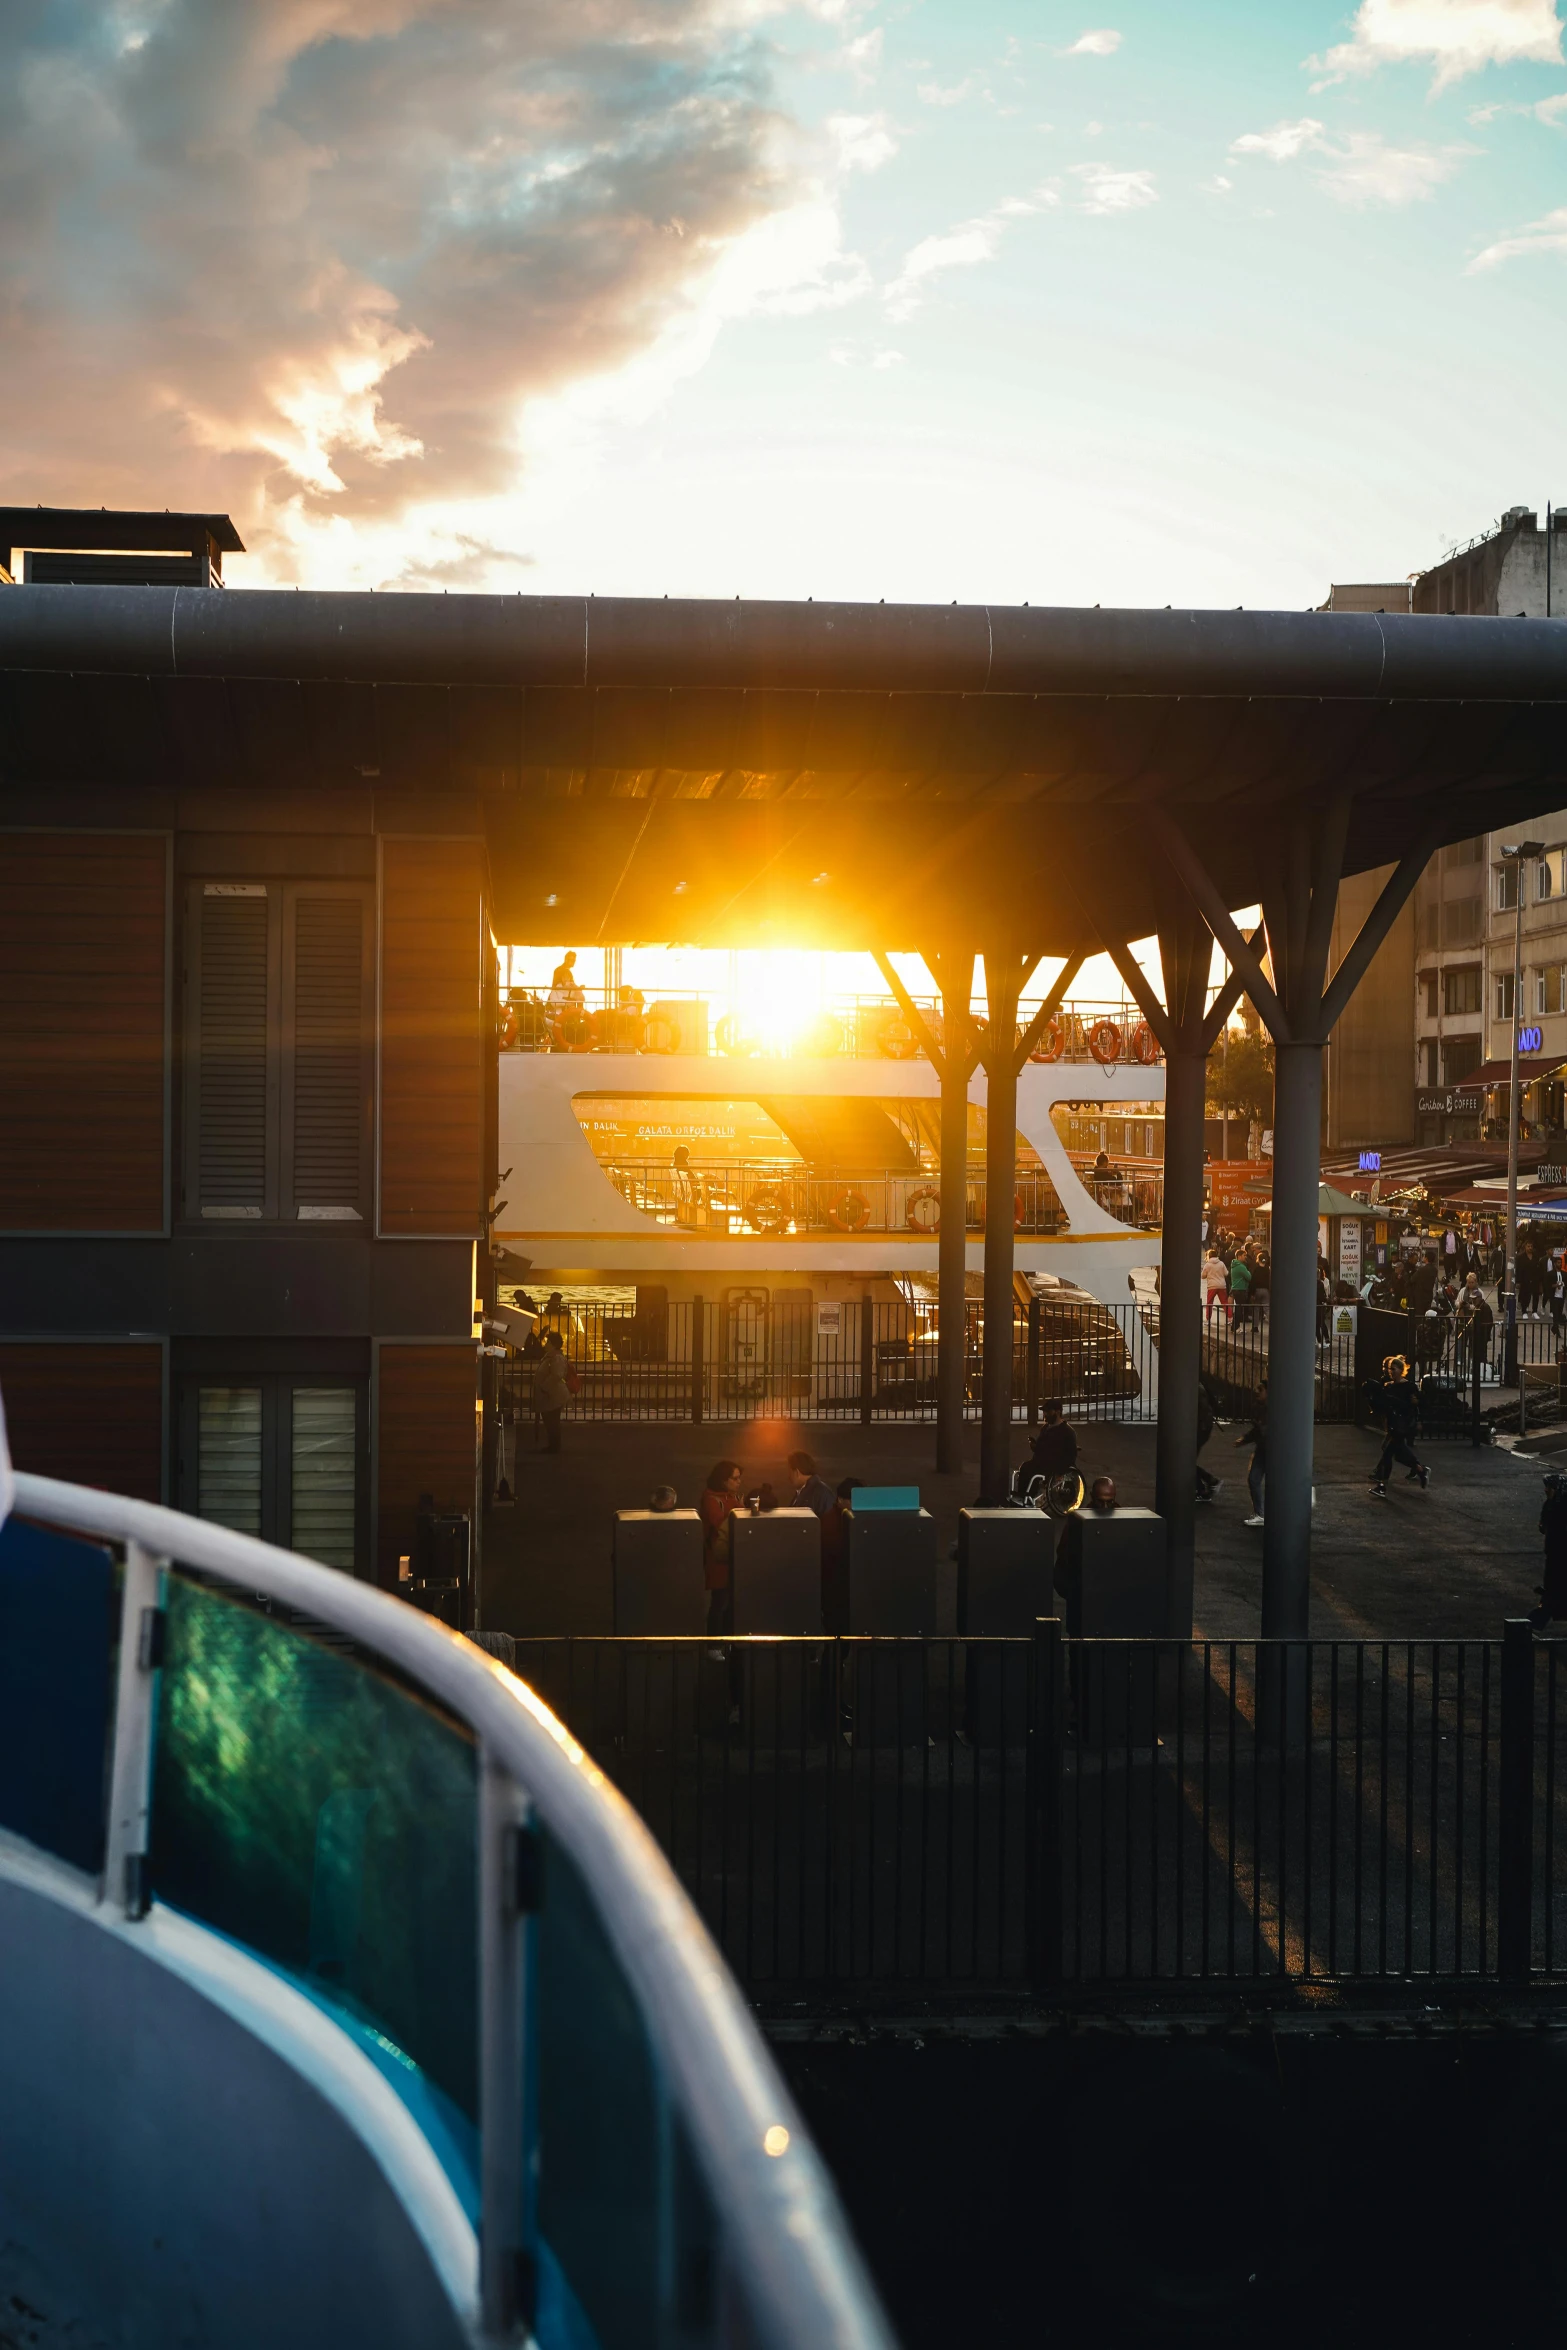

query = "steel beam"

[{"left": 979, "top": 954, "right": 1029, "bottom": 1503}]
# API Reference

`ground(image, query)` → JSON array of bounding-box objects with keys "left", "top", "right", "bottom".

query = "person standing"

[
  {"left": 699, "top": 1459, "right": 744, "bottom": 1635},
  {"left": 1228, "top": 1246, "right": 1253, "bottom": 1331},
  {"left": 787, "top": 1449, "right": 838, "bottom": 1520},
  {"left": 1235, "top": 1377, "right": 1268, "bottom": 1526},
  {"left": 1530, "top": 1472, "right": 1567, "bottom": 1628},
  {"left": 1195, "top": 1375, "right": 1224, "bottom": 1502},
  {"left": 1366, "top": 1355, "right": 1429, "bottom": 1500},
  {"left": 532, "top": 1331, "right": 571, "bottom": 1454},
  {"left": 1202, "top": 1248, "right": 1231, "bottom": 1327}
]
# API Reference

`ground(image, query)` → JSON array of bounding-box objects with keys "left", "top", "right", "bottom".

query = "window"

[
  {"left": 1419, "top": 970, "right": 1439, "bottom": 1019},
  {"left": 1421, "top": 1038, "right": 1440, "bottom": 1087},
  {"left": 1497, "top": 863, "right": 1520, "bottom": 912},
  {"left": 1442, "top": 965, "right": 1482, "bottom": 1017},
  {"left": 183, "top": 882, "right": 372, "bottom": 1222},
  {"left": 1443, "top": 897, "right": 1482, "bottom": 947},
  {"left": 1539, "top": 965, "right": 1567, "bottom": 1017},
  {"left": 1443, "top": 1035, "right": 1481, "bottom": 1085},
  {"left": 1497, "top": 971, "right": 1516, "bottom": 1021},
  {"left": 183, "top": 1377, "right": 364, "bottom": 1572},
  {"left": 1540, "top": 850, "right": 1567, "bottom": 902},
  {"left": 1420, "top": 902, "right": 1440, "bottom": 954},
  {"left": 1442, "top": 836, "right": 1483, "bottom": 870}
]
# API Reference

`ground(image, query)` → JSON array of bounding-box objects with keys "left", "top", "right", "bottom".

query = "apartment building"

[{"left": 1413, "top": 507, "right": 1567, "bottom": 1146}]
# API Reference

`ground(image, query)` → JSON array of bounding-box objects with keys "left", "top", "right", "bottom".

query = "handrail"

[{"left": 9, "top": 1474, "right": 894, "bottom": 2350}]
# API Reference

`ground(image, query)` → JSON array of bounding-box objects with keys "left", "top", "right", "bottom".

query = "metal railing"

[
  {"left": 600, "top": 1159, "right": 1070, "bottom": 1237},
  {"left": 500, "top": 1298, "right": 1157, "bottom": 1428},
  {"left": 3, "top": 1476, "right": 894, "bottom": 2350},
  {"left": 507, "top": 1624, "right": 1566, "bottom": 1994},
  {"left": 500, "top": 988, "right": 1164, "bottom": 1066}
]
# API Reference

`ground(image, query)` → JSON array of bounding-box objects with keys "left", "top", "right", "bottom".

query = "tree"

[{"left": 1207, "top": 1023, "right": 1274, "bottom": 1127}]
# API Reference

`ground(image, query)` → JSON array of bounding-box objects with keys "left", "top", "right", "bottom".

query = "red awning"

[{"left": 1466, "top": 1057, "right": 1567, "bottom": 1087}]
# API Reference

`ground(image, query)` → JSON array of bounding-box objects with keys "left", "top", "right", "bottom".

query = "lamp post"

[{"left": 1501, "top": 841, "right": 1545, "bottom": 1358}]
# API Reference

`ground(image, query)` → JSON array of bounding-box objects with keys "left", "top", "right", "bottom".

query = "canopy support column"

[
  {"left": 1150, "top": 802, "right": 1443, "bottom": 1646},
  {"left": 980, "top": 955, "right": 1026, "bottom": 1504}
]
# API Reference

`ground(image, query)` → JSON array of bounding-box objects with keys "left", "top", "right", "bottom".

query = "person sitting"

[{"left": 787, "top": 1449, "right": 837, "bottom": 1519}]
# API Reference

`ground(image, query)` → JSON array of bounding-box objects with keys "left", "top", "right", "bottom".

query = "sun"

[{"left": 731, "top": 950, "right": 829, "bottom": 1053}]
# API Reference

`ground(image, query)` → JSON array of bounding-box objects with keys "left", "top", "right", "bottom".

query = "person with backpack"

[{"left": 1366, "top": 1355, "right": 1429, "bottom": 1501}]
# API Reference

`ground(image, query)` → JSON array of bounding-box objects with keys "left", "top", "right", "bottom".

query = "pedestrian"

[
  {"left": 1235, "top": 1376, "right": 1267, "bottom": 1526},
  {"left": 1202, "top": 1248, "right": 1231, "bottom": 1326},
  {"left": 1016, "top": 1398, "right": 1081, "bottom": 1507},
  {"left": 532, "top": 1330, "right": 571, "bottom": 1453},
  {"left": 1552, "top": 1256, "right": 1567, "bottom": 1344},
  {"left": 1228, "top": 1245, "right": 1253, "bottom": 1331},
  {"left": 1365, "top": 1353, "right": 1430, "bottom": 1500},
  {"left": 1195, "top": 1375, "right": 1224, "bottom": 1502},
  {"left": 699, "top": 1459, "right": 744, "bottom": 1635},
  {"left": 1530, "top": 1472, "right": 1567, "bottom": 1628},
  {"left": 787, "top": 1448, "right": 838, "bottom": 1519},
  {"left": 1455, "top": 1272, "right": 1494, "bottom": 1381},
  {"left": 820, "top": 1475, "right": 862, "bottom": 1634}
]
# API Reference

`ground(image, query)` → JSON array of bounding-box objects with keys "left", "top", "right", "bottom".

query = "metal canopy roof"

[{"left": 2, "top": 586, "right": 1566, "bottom": 951}]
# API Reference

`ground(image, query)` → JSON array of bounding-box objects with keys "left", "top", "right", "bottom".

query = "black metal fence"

[
  {"left": 510, "top": 1625, "right": 1567, "bottom": 1993},
  {"left": 499, "top": 1298, "right": 1159, "bottom": 1429}
]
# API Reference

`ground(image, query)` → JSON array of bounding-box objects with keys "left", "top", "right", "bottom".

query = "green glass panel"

[
  {"left": 150, "top": 1573, "right": 477, "bottom": 2124},
  {"left": 537, "top": 1837, "right": 662, "bottom": 2349}
]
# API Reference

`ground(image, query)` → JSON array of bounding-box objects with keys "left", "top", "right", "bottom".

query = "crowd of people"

[
  {"left": 687, "top": 1451, "right": 860, "bottom": 1637},
  {"left": 1200, "top": 1232, "right": 1271, "bottom": 1327}
]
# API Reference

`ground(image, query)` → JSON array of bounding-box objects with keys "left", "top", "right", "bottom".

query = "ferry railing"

[
  {"left": 500, "top": 988, "right": 1163, "bottom": 1066},
  {"left": 5, "top": 1474, "right": 895, "bottom": 2350},
  {"left": 599, "top": 1159, "right": 1068, "bottom": 1238}
]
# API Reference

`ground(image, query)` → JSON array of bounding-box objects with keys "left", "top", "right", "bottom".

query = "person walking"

[
  {"left": 1366, "top": 1354, "right": 1430, "bottom": 1500},
  {"left": 1551, "top": 1253, "right": 1567, "bottom": 1345},
  {"left": 532, "top": 1330, "right": 571, "bottom": 1454},
  {"left": 1235, "top": 1377, "right": 1268, "bottom": 1526},
  {"left": 699, "top": 1459, "right": 744, "bottom": 1635},
  {"left": 1530, "top": 1472, "right": 1567, "bottom": 1628},
  {"left": 1202, "top": 1248, "right": 1231, "bottom": 1327},
  {"left": 1228, "top": 1246, "right": 1253, "bottom": 1331}
]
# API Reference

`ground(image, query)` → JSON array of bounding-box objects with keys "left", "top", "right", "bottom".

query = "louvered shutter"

[
  {"left": 196, "top": 892, "right": 270, "bottom": 1215},
  {"left": 291, "top": 897, "right": 365, "bottom": 1217}
]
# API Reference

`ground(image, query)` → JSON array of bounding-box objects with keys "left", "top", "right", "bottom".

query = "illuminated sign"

[
  {"left": 1358, "top": 1150, "right": 1381, "bottom": 1173},
  {"left": 1519, "top": 1026, "right": 1544, "bottom": 1054}
]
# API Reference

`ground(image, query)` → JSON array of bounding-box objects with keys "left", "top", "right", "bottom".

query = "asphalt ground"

[{"left": 480, "top": 1409, "right": 1551, "bottom": 1642}]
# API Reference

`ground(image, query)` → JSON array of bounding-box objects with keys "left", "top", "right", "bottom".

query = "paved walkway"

[{"left": 480, "top": 1410, "right": 1550, "bottom": 1642}]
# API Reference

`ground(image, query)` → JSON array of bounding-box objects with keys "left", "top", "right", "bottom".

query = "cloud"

[
  {"left": 917, "top": 74, "right": 988, "bottom": 105},
  {"left": 883, "top": 188, "right": 1057, "bottom": 318},
  {"left": 1230, "top": 117, "right": 1473, "bottom": 201},
  {"left": 1467, "top": 200, "right": 1567, "bottom": 265},
  {"left": 1307, "top": 0, "right": 1563, "bottom": 91},
  {"left": 829, "top": 112, "right": 898, "bottom": 173},
  {"left": 1069, "top": 162, "right": 1158, "bottom": 212},
  {"left": 1469, "top": 83, "right": 1567, "bottom": 115},
  {"left": 841, "top": 27, "right": 883, "bottom": 80},
  {"left": 0, "top": 0, "right": 854, "bottom": 582},
  {"left": 1061, "top": 29, "right": 1123, "bottom": 55}
]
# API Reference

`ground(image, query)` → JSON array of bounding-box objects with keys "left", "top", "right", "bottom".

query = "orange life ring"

[
  {"left": 1031, "top": 1017, "right": 1066, "bottom": 1063},
  {"left": 745, "top": 1184, "right": 791, "bottom": 1234},
  {"left": 499, "top": 1004, "right": 518, "bottom": 1048},
  {"left": 715, "top": 1015, "right": 748, "bottom": 1054},
  {"left": 1014, "top": 1190, "right": 1027, "bottom": 1229},
  {"left": 829, "top": 1188, "right": 871, "bottom": 1232},
  {"left": 1088, "top": 1018, "right": 1124, "bottom": 1067},
  {"left": 644, "top": 1016, "right": 681, "bottom": 1053},
  {"left": 905, "top": 1184, "right": 941, "bottom": 1233},
  {"left": 880, "top": 1014, "right": 917, "bottom": 1060},
  {"left": 1130, "top": 1019, "right": 1160, "bottom": 1066}
]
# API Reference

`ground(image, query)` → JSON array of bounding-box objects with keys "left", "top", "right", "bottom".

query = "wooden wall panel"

[
  {"left": 379, "top": 837, "right": 485, "bottom": 1235},
  {"left": 375, "top": 1342, "right": 479, "bottom": 1584},
  {"left": 0, "top": 1343, "right": 163, "bottom": 1501},
  {"left": 0, "top": 834, "right": 167, "bottom": 1230}
]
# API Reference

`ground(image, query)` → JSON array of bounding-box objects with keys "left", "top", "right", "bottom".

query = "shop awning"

[{"left": 1466, "top": 1058, "right": 1567, "bottom": 1087}]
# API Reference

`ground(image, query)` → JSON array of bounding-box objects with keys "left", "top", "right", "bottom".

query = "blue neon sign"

[
  {"left": 1519, "top": 1026, "right": 1544, "bottom": 1054},
  {"left": 1358, "top": 1151, "right": 1381, "bottom": 1173}
]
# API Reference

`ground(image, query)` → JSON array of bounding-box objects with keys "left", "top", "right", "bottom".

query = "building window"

[
  {"left": 1422, "top": 1038, "right": 1440, "bottom": 1087},
  {"left": 1540, "top": 849, "right": 1567, "bottom": 902},
  {"left": 1497, "top": 971, "right": 1516, "bottom": 1021},
  {"left": 182, "top": 882, "right": 373, "bottom": 1223},
  {"left": 1539, "top": 965, "right": 1567, "bottom": 1016},
  {"left": 1443, "top": 1035, "right": 1481, "bottom": 1084},
  {"left": 1420, "top": 902, "right": 1440, "bottom": 953},
  {"left": 1419, "top": 970, "right": 1439, "bottom": 1018},
  {"left": 1498, "top": 863, "right": 1520, "bottom": 912},
  {"left": 1442, "top": 837, "right": 1483, "bottom": 869},
  {"left": 183, "top": 1376, "right": 364, "bottom": 1572},
  {"left": 1442, "top": 965, "right": 1482, "bottom": 1017},
  {"left": 1443, "top": 897, "right": 1482, "bottom": 947}
]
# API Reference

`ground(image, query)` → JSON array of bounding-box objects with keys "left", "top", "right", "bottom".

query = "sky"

[{"left": 5, "top": 0, "right": 1567, "bottom": 608}]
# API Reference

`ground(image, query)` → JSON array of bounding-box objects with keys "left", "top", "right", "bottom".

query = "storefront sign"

[
  {"left": 1416, "top": 1088, "right": 1482, "bottom": 1118},
  {"left": 1338, "top": 1219, "right": 1362, "bottom": 1288},
  {"left": 1207, "top": 1159, "right": 1272, "bottom": 1233},
  {"left": 1358, "top": 1150, "right": 1381, "bottom": 1173},
  {"left": 1519, "top": 1027, "right": 1544, "bottom": 1054}
]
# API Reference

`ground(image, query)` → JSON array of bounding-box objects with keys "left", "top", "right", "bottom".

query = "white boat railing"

[{"left": 8, "top": 1473, "right": 895, "bottom": 2350}]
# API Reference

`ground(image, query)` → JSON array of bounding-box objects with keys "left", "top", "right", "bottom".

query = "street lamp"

[{"left": 1501, "top": 840, "right": 1546, "bottom": 1336}]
